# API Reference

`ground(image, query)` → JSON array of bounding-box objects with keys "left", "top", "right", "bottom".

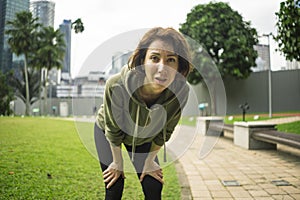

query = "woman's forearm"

[{"left": 110, "top": 143, "right": 123, "bottom": 164}]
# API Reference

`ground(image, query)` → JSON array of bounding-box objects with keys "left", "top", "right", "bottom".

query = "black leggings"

[{"left": 94, "top": 124, "right": 163, "bottom": 200}]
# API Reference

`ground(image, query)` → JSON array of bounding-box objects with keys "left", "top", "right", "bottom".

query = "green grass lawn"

[
  {"left": 276, "top": 121, "right": 300, "bottom": 135},
  {"left": 0, "top": 117, "right": 181, "bottom": 199}
]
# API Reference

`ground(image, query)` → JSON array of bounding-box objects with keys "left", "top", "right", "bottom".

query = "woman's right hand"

[{"left": 103, "top": 162, "right": 125, "bottom": 189}]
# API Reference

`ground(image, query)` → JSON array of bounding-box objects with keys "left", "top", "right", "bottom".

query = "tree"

[
  {"left": 5, "top": 11, "right": 40, "bottom": 115},
  {"left": 180, "top": 2, "right": 258, "bottom": 83},
  {"left": 8, "top": 66, "right": 40, "bottom": 108},
  {"left": 31, "top": 26, "right": 66, "bottom": 115},
  {"left": 34, "top": 26, "right": 66, "bottom": 75},
  {"left": 274, "top": 0, "right": 300, "bottom": 61},
  {"left": 71, "top": 18, "right": 84, "bottom": 33},
  {"left": 180, "top": 2, "right": 258, "bottom": 114},
  {"left": 0, "top": 71, "right": 15, "bottom": 115}
]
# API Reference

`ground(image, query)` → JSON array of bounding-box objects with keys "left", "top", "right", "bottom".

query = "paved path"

[{"left": 175, "top": 117, "right": 300, "bottom": 200}]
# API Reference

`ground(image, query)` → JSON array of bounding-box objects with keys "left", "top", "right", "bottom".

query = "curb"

[{"left": 174, "top": 160, "right": 192, "bottom": 200}]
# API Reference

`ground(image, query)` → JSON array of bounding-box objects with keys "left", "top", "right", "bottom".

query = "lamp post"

[{"left": 262, "top": 33, "right": 272, "bottom": 118}]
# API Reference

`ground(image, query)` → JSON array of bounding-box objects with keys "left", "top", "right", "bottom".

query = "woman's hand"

[
  {"left": 103, "top": 162, "right": 125, "bottom": 189},
  {"left": 140, "top": 158, "right": 164, "bottom": 184}
]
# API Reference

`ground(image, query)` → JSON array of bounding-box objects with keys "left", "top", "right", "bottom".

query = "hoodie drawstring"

[
  {"left": 163, "top": 126, "right": 167, "bottom": 162},
  {"left": 163, "top": 104, "right": 167, "bottom": 162},
  {"left": 131, "top": 105, "right": 167, "bottom": 163},
  {"left": 131, "top": 105, "right": 140, "bottom": 162}
]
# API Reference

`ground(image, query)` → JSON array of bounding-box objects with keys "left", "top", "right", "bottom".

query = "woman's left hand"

[{"left": 140, "top": 159, "right": 164, "bottom": 184}]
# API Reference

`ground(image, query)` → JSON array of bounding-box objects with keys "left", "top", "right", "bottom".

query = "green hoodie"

[{"left": 96, "top": 65, "right": 189, "bottom": 159}]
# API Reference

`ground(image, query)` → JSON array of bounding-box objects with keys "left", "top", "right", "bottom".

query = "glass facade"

[
  {"left": 59, "top": 20, "right": 72, "bottom": 74},
  {"left": 0, "top": 0, "right": 30, "bottom": 73},
  {"left": 30, "top": 0, "right": 55, "bottom": 27}
]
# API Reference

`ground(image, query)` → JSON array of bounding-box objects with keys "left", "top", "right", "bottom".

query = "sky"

[{"left": 52, "top": 0, "right": 286, "bottom": 78}]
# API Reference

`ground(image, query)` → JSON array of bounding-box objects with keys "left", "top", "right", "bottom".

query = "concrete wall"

[
  {"left": 224, "top": 69, "right": 300, "bottom": 114},
  {"left": 185, "top": 69, "right": 300, "bottom": 116},
  {"left": 13, "top": 97, "right": 103, "bottom": 116}
]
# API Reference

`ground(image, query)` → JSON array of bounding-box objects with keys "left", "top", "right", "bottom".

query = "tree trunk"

[
  {"left": 24, "top": 56, "right": 30, "bottom": 116},
  {"left": 43, "top": 68, "right": 48, "bottom": 115},
  {"left": 39, "top": 68, "right": 43, "bottom": 116}
]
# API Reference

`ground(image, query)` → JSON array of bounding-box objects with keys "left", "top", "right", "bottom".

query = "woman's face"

[{"left": 143, "top": 39, "right": 179, "bottom": 94}]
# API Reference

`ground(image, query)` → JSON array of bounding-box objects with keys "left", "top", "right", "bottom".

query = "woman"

[{"left": 94, "top": 27, "right": 192, "bottom": 199}]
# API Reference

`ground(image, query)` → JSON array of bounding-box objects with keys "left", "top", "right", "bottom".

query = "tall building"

[
  {"left": 286, "top": 60, "right": 300, "bottom": 70},
  {"left": 110, "top": 51, "right": 132, "bottom": 75},
  {"left": 253, "top": 44, "right": 270, "bottom": 72},
  {"left": 0, "top": 0, "right": 30, "bottom": 73},
  {"left": 30, "top": 0, "right": 55, "bottom": 27},
  {"left": 31, "top": 0, "right": 58, "bottom": 96},
  {"left": 59, "top": 20, "right": 72, "bottom": 78}
]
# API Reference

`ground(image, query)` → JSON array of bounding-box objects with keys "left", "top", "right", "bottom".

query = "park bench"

[
  {"left": 209, "top": 121, "right": 300, "bottom": 150},
  {"left": 208, "top": 122, "right": 233, "bottom": 137},
  {"left": 252, "top": 130, "right": 300, "bottom": 149}
]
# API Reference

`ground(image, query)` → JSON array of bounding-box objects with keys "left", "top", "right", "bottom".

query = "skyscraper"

[
  {"left": 0, "top": 0, "right": 30, "bottom": 73},
  {"left": 30, "top": 0, "right": 55, "bottom": 27},
  {"left": 286, "top": 60, "right": 300, "bottom": 70},
  {"left": 31, "top": 0, "right": 58, "bottom": 91},
  {"left": 253, "top": 44, "right": 270, "bottom": 72},
  {"left": 59, "top": 20, "right": 72, "bottom": 76}
]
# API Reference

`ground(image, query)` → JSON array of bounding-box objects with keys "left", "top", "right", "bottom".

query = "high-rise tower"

[
  {"left": 0, "top": 0, "right": 30, "bottom": 73},
  {"left": 59, "top": 20, "right": 72, "bottom": 77},
  {"left": 30, "top": 0, "right": 55, "bottom": 27}
]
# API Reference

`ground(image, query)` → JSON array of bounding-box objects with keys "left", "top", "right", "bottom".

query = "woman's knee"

[
  {"left": 141, "top": 175, "right": 162, "bottom": 199},
  {"left": 104, "top": 176, "right": 125, "bottom": 200}
]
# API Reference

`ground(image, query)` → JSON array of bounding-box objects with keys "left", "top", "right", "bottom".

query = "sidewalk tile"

[
  {"left": 191, "top": 189, "right": 211, "bottom": 198},
  {"left": 265, "top": 188, "right": 287, "bottom": 195},
  {"left": 272, "top": 195, "right": 295, "bottom": 200},
  {"left": 211, "top": 190, "right": 232, "bottom": 198},
  {"left": 290, "top": 194, "right": 300, "bottom": 199},
  {"left": 280, "top": 185, "right": 300, "bottom": 194},
  {"left": 229, "top": 190, "right": 252, "bottom": 198},
  {"left": 248, "top": 190, "right": 270, "bottom": 197}
]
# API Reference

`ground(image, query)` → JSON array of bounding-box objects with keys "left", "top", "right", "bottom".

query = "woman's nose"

[
  {"left": 157, "top": 62, "right": 166, "bottom": 72},
  {"left": 157, "top": 60, "right": 167, "bottom": 71}
]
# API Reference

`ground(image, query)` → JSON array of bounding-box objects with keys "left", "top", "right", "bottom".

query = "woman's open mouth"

[{"left": 154, "top": 77, "right": 167, "bottom": 85}]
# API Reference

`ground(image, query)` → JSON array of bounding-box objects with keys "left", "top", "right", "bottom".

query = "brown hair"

[{"left": 128, "top": 27, "right": 192, "bottom": 78}]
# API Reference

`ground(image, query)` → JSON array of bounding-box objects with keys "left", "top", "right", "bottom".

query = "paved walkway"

[{"left": 175, "top": 117, "right": 300, "bottom": 200}]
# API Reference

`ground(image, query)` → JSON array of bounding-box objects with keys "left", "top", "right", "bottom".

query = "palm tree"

[
  {"left": 0, "top": 71, "right": 15, "bottom": 115},
  {"left": 31, "top": 26, "right": 66, "bottom": 115},
  {"left": 71, "top": 18, "right": 84, "bottom": 33},
  {"left": 5, "top": 11, "right": 40, "bottom": 115},
  {"left": 8, "top": 66, "right": 41, "bottom": 109}
]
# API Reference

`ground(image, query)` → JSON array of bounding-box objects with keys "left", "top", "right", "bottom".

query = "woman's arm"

[
  {"left": 103, "top": 143, "right": 125, "bottom": 189},
  {"left": 140, "top": 142, "right": 164, "bottom": 184}
]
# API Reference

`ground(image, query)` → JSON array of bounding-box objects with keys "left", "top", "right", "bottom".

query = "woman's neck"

[{"left": 139, "top": 85, "right": 162, "bottom": 107}]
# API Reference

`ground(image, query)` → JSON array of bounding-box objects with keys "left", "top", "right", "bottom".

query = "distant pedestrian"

[
  {"left": 93, "top": 106, "right": 97, "bottom": 115},
  {"left": 94, "top": 27, "right": 192, "bottom": 199}
]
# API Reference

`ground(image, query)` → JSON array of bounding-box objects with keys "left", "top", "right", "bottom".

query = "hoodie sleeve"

[{"left": 103, "top": 79, "right": 125, "bottom": 146}]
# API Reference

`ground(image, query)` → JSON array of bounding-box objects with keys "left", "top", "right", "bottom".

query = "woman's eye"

[
  {"left": 150, "top": 56, "right": 159, "bottom": 62},
  {"left": 168, "top": 57, "right": 177, "bottom": 63}
]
